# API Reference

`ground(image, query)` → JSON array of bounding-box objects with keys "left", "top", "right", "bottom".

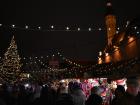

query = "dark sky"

[{"left": 0, "top": 0, "right": 140, "bottom": 61}]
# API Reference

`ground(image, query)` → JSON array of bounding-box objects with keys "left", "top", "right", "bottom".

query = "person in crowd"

[
  {"left": 117, "top": 77, "right": 140, "bottom": 105},
  {"left": 70, "top": 82, "right": 86, "bottom": 105},
  {"left": 32, "top": 84, "right": 57, "bottom": 105},
  {"left": 33, "top": 83, "right": 42, "bottom": 100},
  {"left": 68, "top": 81, "right": 74, "bottom": 94},
  {"left": 0, "top": 84, "right": 15, "bottom": 105},
  {"left": 55, "top": 84, "right": 74, "bottom": 105},
  {"left": 86, "top": 86, "right": 103, "bottom": 105},
  {"left": 17, "top": 85, "right": 30, "bottom": 105},
  {"left": 111, "top": 85, "right": 125, "bottom": 105}
]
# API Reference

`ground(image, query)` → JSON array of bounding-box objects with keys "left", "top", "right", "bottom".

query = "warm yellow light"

[
  {"left": 105, "top": 55, "right": 111, "bottom": 63},
  {"left": 98, "top": 57, "right": 103, "bottom": 64},
  {"left": 128, "top": 36, "right": 134, "bottom": 42},
  {"left": 105, "top": 53, "right": 109, "bottom": 56},
  {"left": 113, "top": 46, "right": 119, "bottom": 51}
]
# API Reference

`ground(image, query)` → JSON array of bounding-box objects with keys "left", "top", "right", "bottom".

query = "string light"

[
  {"left": 78, "top": 28, "right": 80, "bottom": 31},
  {"left": 12, "top": 24, "right": 15, "bottom": 28},
  {"left": 99, "top": 51, "right": 102, "bottom": 56},
  {"left": 88, "top": 28, "right": 91, "bottom": 31},
  {"left": 38, "top": 26, "right": 41, "bottom": 30},
  {"left": 134, "top": 26, "right": 137, "bottom": 30},
  {"left": 66, "top": 27, "right": 69, "bottom": 30},
  {"left": 25, "top": 25, "right": 29, "bottom": 29},
  {"left": 99, "top": 28, "right": 102, "bottom": 31},
  {"left": 137, "top": 31, "right": 139, "bottom": 34},
  {"left": 0, "top": 23, "right": 124, "bottom": 32},
  {"left": 21, "top": 56, "right": 140, "bottom": 78},
  {"left": 105, "top": 53, "right": 109, "bottom": 57},
  {"left": 57, "top": 51, "right": 85, "bottom": 68},
  {"left": 116, "top": 31, "right": 119, "bottom": 34},
  {"left": 51, "top": 25, "right": 54, "bottom": 29}
]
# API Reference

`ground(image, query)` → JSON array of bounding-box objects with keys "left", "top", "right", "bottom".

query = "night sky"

[{"left": 0, "top": 0, "right": 140, "bottom": 61}]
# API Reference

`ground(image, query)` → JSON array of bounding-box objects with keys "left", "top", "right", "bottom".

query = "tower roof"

[{"left": 105, "top": 0, "right": 115, "bottom": 16}]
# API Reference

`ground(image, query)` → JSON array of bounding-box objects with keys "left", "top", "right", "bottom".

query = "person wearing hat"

[{"left": 118, "top": 77, "right": 140, "bottom": 105}]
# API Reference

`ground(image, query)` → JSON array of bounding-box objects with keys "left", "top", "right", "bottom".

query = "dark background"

[{"left": 0, "top": 0, "right": 140, "bottom": 61}]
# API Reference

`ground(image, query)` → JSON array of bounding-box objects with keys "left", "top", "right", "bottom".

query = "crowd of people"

[{"left": 0, "top": 76, "right": 140, "bottom": 105}]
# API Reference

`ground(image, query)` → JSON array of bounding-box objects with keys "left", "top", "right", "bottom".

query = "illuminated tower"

[{"left": 105, "top": 0, "right": 116, "bottom": 46}]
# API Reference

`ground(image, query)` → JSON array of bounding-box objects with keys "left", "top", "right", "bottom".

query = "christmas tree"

[{"left": 0, "top": 36, "right": 22, "bottom": 84}]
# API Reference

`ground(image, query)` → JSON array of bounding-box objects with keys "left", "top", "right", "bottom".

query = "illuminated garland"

[
  {"left": 57, "top": 52, "right": 86, "bottom": 68},
  {"left": 60, "top": 57, "right": 140, "bottom": 79},
  {"left": 0, "top": 23, "right": 123, "bottom": 32},
  {"left": 21, "top": 56, "right": 140, "bottom": 80}
]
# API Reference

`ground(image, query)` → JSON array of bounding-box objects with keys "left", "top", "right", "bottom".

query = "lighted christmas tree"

[{"left": 0, "top": 36, "right": 22, "bottom": 84}]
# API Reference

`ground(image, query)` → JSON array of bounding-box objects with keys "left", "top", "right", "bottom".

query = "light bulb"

[
  {"left": 88, "top": 28, "right": 91, "bottom": 31},
  {"left": 99, "top": 51, "right": 102, "bottom": 56},
  {"left": 66, "top": 27, "right": 69, "bottom": 30},
  {"left": 99, "top": 28, "right": 102, "bottom": 31},
  {"left": 12, "top": 24, "right": 15, "bottom": 28},
  {"left": 51, "top": 25, "right": 54, "bottom": 29},
  {"left": 78, "top": 28, "right": 80, "bottom": 31},
  {"left": 116, "top": 31, "right": 119, "bottom": 34},
  {"left": 25, "top": 25, "right": 28, "bottom": 29},
  {"left": 38, "top": 26, "right": 41, "bottom": 29},
  {"left": 105, "top": 53, "right": 109, "bottom": 56}
]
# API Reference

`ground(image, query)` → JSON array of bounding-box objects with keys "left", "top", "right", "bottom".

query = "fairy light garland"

[{"left": 0, "top": 23, "right": 124, "bottom": 33}]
